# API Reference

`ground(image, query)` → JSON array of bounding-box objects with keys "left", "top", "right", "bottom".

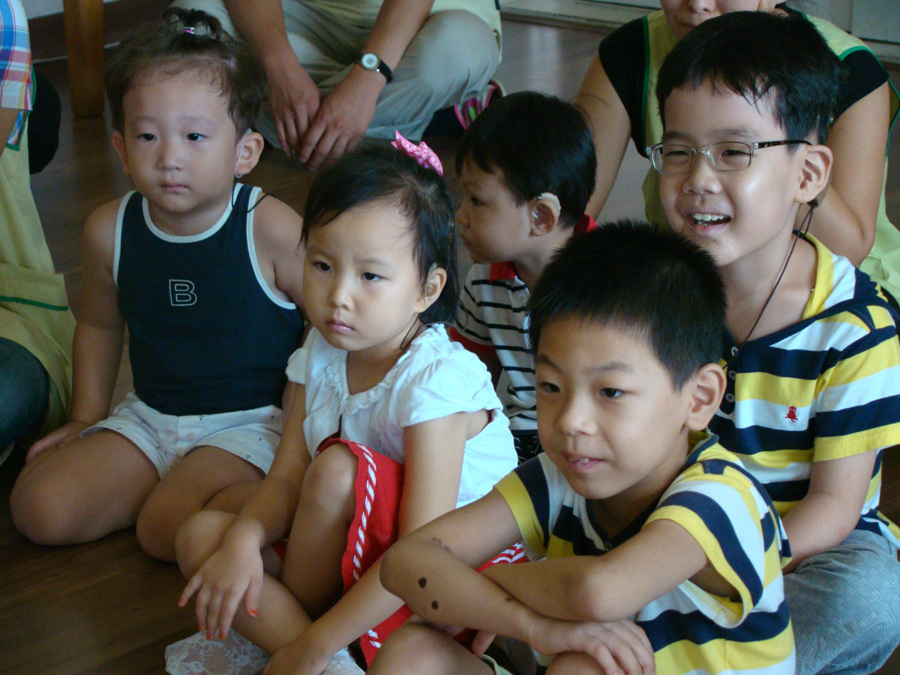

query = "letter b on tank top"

[{"left": 169, "top": 279, "right": 198, "bottom": 307}]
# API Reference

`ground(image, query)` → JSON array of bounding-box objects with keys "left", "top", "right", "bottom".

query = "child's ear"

[
  {"left": 796, "top": 143, "right": 833, "bottom": 207},
  {"left": 529, "top": 193, "right": 562, "bottom": 237},
  {"left": 416, "top": 265, "right": 448, "bottom": 313},
  {"left": 683, "top": 363, "right": 726, "bottom": 431},
  {"left": 234, "top": 131, "right": 265, "bottom": 178},
  {"left": 112, "top": 132, "right": 130, "bottom": 175}
]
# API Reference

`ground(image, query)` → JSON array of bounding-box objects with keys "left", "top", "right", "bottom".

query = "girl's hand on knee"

[
  {"left": 178, "top": 536, "right": 264, "bottom": 640},
  {"left": 26, "top": 420, "right": 90, "bottom": 461}
]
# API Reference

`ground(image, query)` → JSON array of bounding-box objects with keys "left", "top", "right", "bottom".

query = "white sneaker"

[{"left": 165, "top": 630, "right": 269, "bottom": 675}]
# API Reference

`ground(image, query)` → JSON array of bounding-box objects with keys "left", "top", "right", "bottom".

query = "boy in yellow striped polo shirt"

[{"left": 655, "top": 12, "right": 900, "bottom": 675}]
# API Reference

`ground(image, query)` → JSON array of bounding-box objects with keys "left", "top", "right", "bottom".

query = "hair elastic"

[
  {"left": 391, "top": 131, "right": 443, "bottom": 176},
  {"left": 183, "top": 26, "right": 196, "bottom": 34}
]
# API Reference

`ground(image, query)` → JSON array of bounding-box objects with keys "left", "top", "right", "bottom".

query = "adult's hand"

[
  {"left": 297, "top": 67, "right": 382, "bottom": 171},
  {"left": 264, "top": 51, "right": 322, "bottom": 159}
]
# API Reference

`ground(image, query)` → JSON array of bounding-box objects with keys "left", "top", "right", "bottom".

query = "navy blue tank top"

[{"left": 115, "top": 184, "right": 304, "bottom": 415}]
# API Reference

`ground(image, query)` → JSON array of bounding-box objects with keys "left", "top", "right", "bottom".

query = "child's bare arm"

[
  {"left": 29, "top": 201, "right": 125, "bottom": 457},
  {"left": 484, "top": 519, "right": 714, "bottom": 623},
  {"left": 253, "top": 196, "right": 305, "bottom": 307},
  {"left": 381, "top": 491, "right": 655, "bottom": 675},
  {"left": 781, "top": 450, "right": 877, "bottom": 571}
]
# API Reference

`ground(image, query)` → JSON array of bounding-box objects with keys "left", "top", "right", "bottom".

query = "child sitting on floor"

[
  {"left": 372, "top": 221, "right": 795, "bottom": 675},
  {"left": 451, "top": 91, "right": 597, "bottom": 463},
  {"left": 169, "top": 140, "right": 518, "bottom": 675},
  {"left": 653, "top": 11, "right": 900, "bottom": 675},
  {"left": 10, "top": 8, "right": 305, "bottom": 561}
]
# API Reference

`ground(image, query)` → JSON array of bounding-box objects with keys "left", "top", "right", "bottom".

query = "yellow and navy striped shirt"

[
  {"left": 713, "top": 235, "right": 900, "bottom": 545},
  {"left": 496, "top": 435, "right": 794, "bottom": 675}
]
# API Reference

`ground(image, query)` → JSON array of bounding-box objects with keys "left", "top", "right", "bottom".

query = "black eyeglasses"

[{"left": 647, "top": 139, "right": 812, "bottom": 174}]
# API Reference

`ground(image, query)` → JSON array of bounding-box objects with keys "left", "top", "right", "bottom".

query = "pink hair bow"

[{"left": 391, "top": 131, "right": 443, "bottom": 176}]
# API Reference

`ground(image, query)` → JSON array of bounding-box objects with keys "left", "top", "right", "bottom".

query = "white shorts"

[{"left": 85, "top": 393, "right": 282, "bottom": 478}]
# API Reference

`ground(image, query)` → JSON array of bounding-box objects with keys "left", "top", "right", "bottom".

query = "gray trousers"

[{"left": 171, "top": 0, "right": 500, "bottom": 142}]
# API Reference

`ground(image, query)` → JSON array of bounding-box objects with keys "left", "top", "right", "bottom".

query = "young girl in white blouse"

[{"left": 170, "top": 137, "right": 518, "bottom": 675}]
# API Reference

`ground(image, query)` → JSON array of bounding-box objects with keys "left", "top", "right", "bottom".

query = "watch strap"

[{"left": 359, "top": 52, "right": 393, "bottom": 83}]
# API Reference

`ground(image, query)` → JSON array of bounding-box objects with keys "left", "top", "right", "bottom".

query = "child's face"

[
  {"left": 112, "top": 68, "right": 247, "bottom": 233},
  {"left": 659, "top": 81, "right": 807, "bottom": 271},
  {"left": 456, "top": 158, "right": 533, "bottom": 264},
  {"left": 303, "top": 200, "right": 434, "bottom": 364},
  {"left": 660, "top": 0, "right": 777, "bottom": 40},
  {"left": 535, "top": 316, "right": 695, "bottom": 503}
]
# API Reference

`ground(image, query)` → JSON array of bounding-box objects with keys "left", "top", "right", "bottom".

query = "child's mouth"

[{"left": 690, "top": 212, "right": 730, "bottom": 227}]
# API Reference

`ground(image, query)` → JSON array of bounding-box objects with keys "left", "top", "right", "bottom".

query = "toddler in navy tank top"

[{"left": 10, "top": 9, "right": 305, "bottom": 563}]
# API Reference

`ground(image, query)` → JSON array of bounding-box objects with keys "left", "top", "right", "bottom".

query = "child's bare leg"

[
  {"left": 205, "top": 479, "right": 263, "bottom": 513},
  {"left": 136, "top": 446, "right": 263, "bottom": 561},
  {"left": 280, "top": 442, "right": 358, "bottom": 619},
  {"left": 10, "top": 430, "right": 158, "bottom": 545},
  {"left": 546, "top": 651, "right": 606, "bottom": 674},
  {"left": 175, "top": 509, "right": 237, "bottom": 579},
  {"left": 176, "top": 509, "right": 310, "bottom": 652},
  {"left": 368, "top": 623, "right": 493, "bottom": 674}
]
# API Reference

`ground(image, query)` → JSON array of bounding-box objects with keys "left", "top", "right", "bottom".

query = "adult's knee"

[
  {"left": 408, "top": 11, "right": 499, "bottom": 92},
  {"left": 174, "top": 510, "right": 234, "bottom": 579}
]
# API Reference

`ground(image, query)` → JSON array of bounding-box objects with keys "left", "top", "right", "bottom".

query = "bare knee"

[
  {"left": 547, "top": 651, "right": 606, "bottom": 675},
  {"left": 370, "top": 623, "right": 464, "bottom": 674},
  {"left": 136, "top": 498, "right": 187, "bottom": 561},
  {"left": 174, "top": 510, "right": 235, "bottom": 579},
  {"left": 10, "top": 464, "right": 86, "bottom": 545},
  {"left": 300, "top": 443, "right": 357, "bottom": 516}
]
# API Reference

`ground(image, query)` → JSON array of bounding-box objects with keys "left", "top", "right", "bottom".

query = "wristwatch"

[{"left": 358, "top": 52, "right": 393, "bottom": 83}]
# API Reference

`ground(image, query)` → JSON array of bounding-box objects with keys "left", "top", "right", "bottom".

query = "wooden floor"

[{"left": 1, "top": 8, "right": 899, "bottom": 674}]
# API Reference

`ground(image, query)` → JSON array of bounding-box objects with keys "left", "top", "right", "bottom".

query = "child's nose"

[
  {"left": 687, "top": 0, "right": 717, "bottom": 14},
  {"left": 455, "top": 203, "right": 468, "bottom": 227},
  {"left": 556, "top": 394, "right": 597, "bottom": 436},
  {"left": 328, "top": 276, "right": 352, "bottom": 308},
  {"left": 157, "top": 139, "right": 181, "bottom": 170},
  {"left": 682, "top": 153, "right": 721, "bottom": 195}
]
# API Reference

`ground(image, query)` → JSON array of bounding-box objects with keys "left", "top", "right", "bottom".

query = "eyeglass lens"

[{"left": 652, "top": 142, "right": 753, "bottom": 173}]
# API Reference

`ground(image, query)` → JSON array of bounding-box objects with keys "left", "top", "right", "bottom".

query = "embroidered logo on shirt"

[
  {"left": 785, "top": 406, "right": 799, "bottom": 423},
  {"left": 169, "top": 279, "right": 197, "bottom": 306}
]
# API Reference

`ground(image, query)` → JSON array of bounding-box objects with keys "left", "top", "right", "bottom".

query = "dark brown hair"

[{"left": 104, "top": 8, "right": 266, "bottom": 135}]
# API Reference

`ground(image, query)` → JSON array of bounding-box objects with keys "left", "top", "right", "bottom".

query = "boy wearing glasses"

[{"left": 654, "top": 12, "right": 900, "bottom": 675}]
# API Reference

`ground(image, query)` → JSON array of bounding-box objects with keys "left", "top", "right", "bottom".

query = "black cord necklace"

[{"left": 725, "top": 205, "right": 817, "bottom": 370}]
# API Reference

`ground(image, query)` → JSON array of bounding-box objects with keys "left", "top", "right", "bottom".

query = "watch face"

[{"left": 361, "top": 53, "right": 379, "bottom": 70}]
